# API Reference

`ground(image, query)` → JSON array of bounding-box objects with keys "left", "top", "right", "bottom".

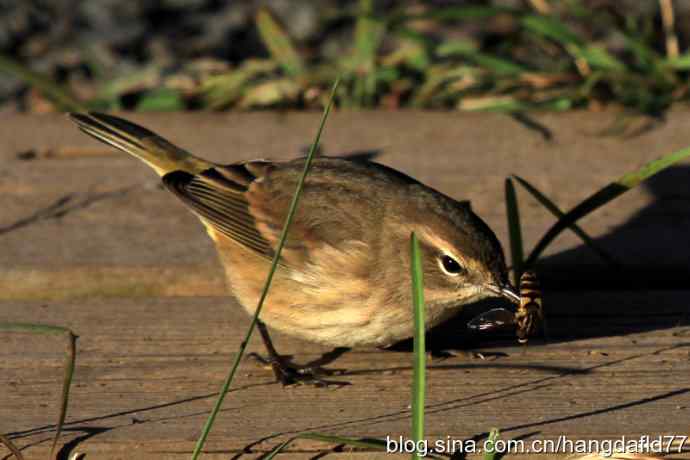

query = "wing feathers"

[{"left": 162, "top": 170, "right": 274, "bottom": 258}]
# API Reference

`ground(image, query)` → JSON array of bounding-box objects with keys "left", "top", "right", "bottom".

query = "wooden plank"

[
  {"left": 1, "top": 112, "right": 690, "bottom": 458},
  {"left": 2, "top": 296, "right": 690, "bottom": 458}
]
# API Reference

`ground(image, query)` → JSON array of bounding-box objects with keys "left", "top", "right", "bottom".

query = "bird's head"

[{"left": 404, "top": 186, "right": 519, "bottom": 309}]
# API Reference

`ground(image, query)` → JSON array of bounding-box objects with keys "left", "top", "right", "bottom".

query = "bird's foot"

[
  {"left": 272, "top": 362, "right": 349, "bottom": 388},
  {"left": 245, "top": 352, "right": 349, "bottom": 387}
]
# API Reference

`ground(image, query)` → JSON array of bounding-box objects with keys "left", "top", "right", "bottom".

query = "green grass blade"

[
  {"left": 353, "top": 0, "right": 385, "bottom": 107},
  {"left": 189, "top": 78, "right": 339, "bottom": 460},
  {"left": 381, "top": 36, "right": 429, "bottom": 72},
  {"left": 504, "top": 178, "right": 524, "bottom": 285},
  {"left": 512, "top": 175, "right": 621, "bottom": 267},
  {"left": 135, "top": 87, "right": 185, "bottom": 111},
  {"left": 255, "top": 7, "right": 305, "bottom": 77},
  {"left": 0, "top": 54, "right": 85, "bottom": 112},
  {"left": 50, "top": 331, "right": 77, "bottom": 460},
  {"left": 0, "top": 433, "right": 24, "bottom": 460},
  {"left": 470, "top": 53, "right": 528, "bottom": 76},
  {"left": 262, "top": 438, "right": 294, "bottom": 460},
  {"left": 238, "top": 78, "right": 301, "bottom": 108},
  {"left": 458, "top": 96, "right": 525, "bottom": 112},
  {"left": 262, "top": 432, "right": 412, "bottom": 459},
  {"left": 0, "top": 323, "right": 77, "bottom": 460},
  {"left": 525, "top": 144, "right": 690, "bottom": 266},
  {"left": 666, "top": 53, "right": 690, "bottom": 70},
  {"left": 521, "top": 15, "right": 583, "bottom": 47},
  {"left": 458, "top": 96, "right": 572, "bottom": 113},
  {"left": 576, "top": 45, "right": 627, "bottom": 72},
  {"left": 482, "top": 428, "right": 500, "bottom": 460},
  {"left": 622, "top": 34, "right": 662, "bottom": 71},
  {"left": 0, "top": 322, "right": 72, "bottom": 336},
  {"left": 298, "top": 433, "right": 386, "bottom": 449},
  {"left": 355, "top": 0, "right": 383, "bottom": 59},
  {"left": 264, "top": 431, "right": 445, "bottom": 458},
  {"left": 409, "top": 232, "right": 426, "bottom": 460},
  {"left": 435, "top": 39, "right": 476, "bottom": 57},
  {"left": 202, "top": 60, "right": 277, "bottom": 109},
  {"left": 437, "top": 41, "right": 528, "bottom": 76},
  {"left": 394, "top": 6, "right": 515, "bottom": 23}
]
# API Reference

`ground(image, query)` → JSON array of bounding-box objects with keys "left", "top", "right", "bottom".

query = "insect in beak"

[
  {"left": 485, "top": 283, "right": 520, "bottom": 305},
  {"left": 474, "top": 272, "right": 544, "bottom": 344}
]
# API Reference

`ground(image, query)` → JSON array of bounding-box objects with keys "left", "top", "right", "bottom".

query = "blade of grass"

[
  {"left": 458, "top": 96, "right": 525, "bottom": 112},
  {"left": 458, "top": 96, "right": 572, "bottom": 112},
  {"left": 353, "top": 0, "right": 385, "bottom": 107},
  {"left": 95, "top": 66, "right": 161, "bottom": 109},
  {"left": 0, "top": 54, "right": 85, "bottom": 112},
  {"left": 410, "top": 232, "right": 425, "bottom": 460},
  {"left": 525, "top": 144, "right": 690, "bottom": 266},
  {"left": 264, "top": 432, "right": 388, "bottom": 458},
  {"left": 576, "top": 45, "right": 627, "bottom": 72},
  {"left": 190, "top": 78, "right": 339, "bottom": 460},
  {"left": 255, "top": 7, "right": 305, "bottom": 77},
  {"left": 0, "top": 322, "right": 73, "bottom": 336},
  {"left": 665, "top": 53, "right": 690, "bottom": 70},
  {"left": 51, "top": 331, "right": 77, "bottom": 460},
  {"left": 202, "top": 60, "right": 277, "bottom": 109},
  {"left": 238, "top": 78, "right": 301, "bottom": 108},
  {"left": 392, "top": 5, "right": 516, "bottom": 24},
  {"left": 299, "top": 433, "right": 386, "bottom": 450},
  {"left": 0, "top": 434, "right": 24, "bottom": 460},
  {"left": 469, "top": 53, "right": 529, "bottom": 76},
  {"left": 520, "top": 15, "right": 599, "bottom": 77},
  {"left": 262, "top": 439, "right": 293, "bottom": 460},
  {"left": 482, "top": 428, "right": 501, "bottom": 460},
  {"left": 381, "top": 37, "right": 429, "bottom": 72},
  {"left": 521, "top": 15, "right": 583, "bottom": 47},
  {"left": 0, "top": 323, "right": 77, "bottom": 460},
  {"left": 504, "top": 178, "right": 524, "bottom": 285},
  {"left": 621, "top": 34, "right": 663, "bottom": 74},
  {"left": 262, "top": 432, "right": 447, "bottom": 459},
  {"left": 412, "top": 63, "right": 477, "bottom": 107},
  {"left": 511, "top": 175, "right": 621, "bottom": 267},
  {"left": 437, "top": 40, "right": 528, "bottom": 76},
  {"left": 135, "top": 87, "right": 185, "bottom": 111}
]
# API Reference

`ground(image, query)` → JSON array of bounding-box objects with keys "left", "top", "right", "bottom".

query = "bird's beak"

[{"left": 485, "top": 283, "right": 520, "bottom": 305}]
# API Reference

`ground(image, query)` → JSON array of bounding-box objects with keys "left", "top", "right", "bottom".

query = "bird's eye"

[{"left": 439, "top": 255, "right": 464, "bottom": 275}]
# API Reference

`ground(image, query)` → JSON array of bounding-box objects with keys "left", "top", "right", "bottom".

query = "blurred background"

[{"left": 1, "top": 0, "right": 690, "bottom": 114}]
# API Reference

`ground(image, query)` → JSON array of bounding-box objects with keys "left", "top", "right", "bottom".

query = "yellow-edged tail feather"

[{"left": 68, "top": 112, "right": 211, "bottom": 176}]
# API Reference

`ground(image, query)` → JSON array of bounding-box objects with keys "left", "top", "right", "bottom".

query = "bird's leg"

[{"left": 249, "top": 321, "right": 349, "bottom": 387}]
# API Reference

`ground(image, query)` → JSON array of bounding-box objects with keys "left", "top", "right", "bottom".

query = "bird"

[{"left": 69, "top": 112, "right": 519, "bottom": 385}]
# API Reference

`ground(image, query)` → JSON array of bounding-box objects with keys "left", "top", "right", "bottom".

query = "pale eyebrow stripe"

[{"left": 417, "top": 227, "right": 467, "bottom": 265}]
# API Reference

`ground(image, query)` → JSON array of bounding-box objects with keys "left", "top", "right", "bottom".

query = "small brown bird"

[{"left": 69, "top": 112, "right": 519, "bottom": 385}]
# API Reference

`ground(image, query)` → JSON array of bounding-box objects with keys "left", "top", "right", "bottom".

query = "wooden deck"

[{"left": 1, "top": 111, "right": 689, "bottom": 459}]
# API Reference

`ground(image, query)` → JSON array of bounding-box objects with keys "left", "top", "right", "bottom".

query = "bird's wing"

[
  {"left": 162, "top": 163, "right": 275, "bottom": 259},
  {"left": 162, "top": 160, "right": 369, "bottom": 268},
  {"left": 69, "top": 112, "right": 372, "bottom": 270}
]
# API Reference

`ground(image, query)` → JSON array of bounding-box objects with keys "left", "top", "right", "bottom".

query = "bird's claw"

[{"left": 245, "top": 352, "right": 349, "bottom": 387}]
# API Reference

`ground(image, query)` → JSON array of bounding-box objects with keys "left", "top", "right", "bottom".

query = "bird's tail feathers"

[{"left": 69, "top": 112, "right": 211, "bottom": 176}]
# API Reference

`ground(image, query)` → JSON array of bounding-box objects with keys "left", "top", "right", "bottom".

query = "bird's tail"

[{"left": 69, "top": 112, "right": 211, "bottom": 176}]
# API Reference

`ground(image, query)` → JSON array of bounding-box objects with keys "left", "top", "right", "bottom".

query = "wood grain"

[{"left": 1, "top": 111, "right": 689, "bottom": 459}]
